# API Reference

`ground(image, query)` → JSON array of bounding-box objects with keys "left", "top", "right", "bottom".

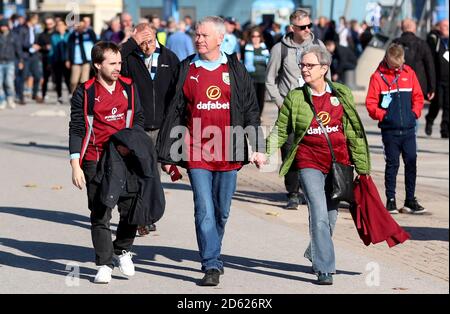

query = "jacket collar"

[{"left": 191, "top": 51, "right": 228, "bottom": 70}]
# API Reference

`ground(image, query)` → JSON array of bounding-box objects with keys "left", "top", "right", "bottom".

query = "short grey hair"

[
  {"left": 290, "top": 9, "right": 310, "bottom": 24},
  {"left": 301, "top": 44, "right": 332, "bottom": 66},
  {"left": 197, "top": 16, "right": 226, "bottom": 36}
]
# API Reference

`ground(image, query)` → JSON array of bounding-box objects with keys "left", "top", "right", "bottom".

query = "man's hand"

[
  {"left": 250, "top": 152, "right": 267, "bottom": 169},
  {"left": 71, "top": 159, "right": 86, "bottom": 190},
  {"left": 132, "top": 28, "right": 153, "bottom": 46},
  {"left": 65, "top": 61, "right": 71, "bottom": 69},
  {"left": 427, "top": 92, "right": 435, "bottom": 101},
  {"left": 161, "top": 164, "right": 171, "bottom": 174}
]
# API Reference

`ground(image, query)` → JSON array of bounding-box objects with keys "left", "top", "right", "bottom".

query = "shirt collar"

[
  {"left": 308, "top": 83, "right": 332, "bottom": 96},
  {"left": 192, "top": 51, "right": 228, "bottom": 70}
]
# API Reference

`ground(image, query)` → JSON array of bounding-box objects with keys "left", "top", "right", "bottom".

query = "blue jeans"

[
  {"left": 299, "top": 168, "right": 339, "bottom": 274},
  {"left": 0, "top": 62, "right": 15, "bottom": 102},
  {"left": 188, "top": 168, "right": 237, "bottom": 271}
]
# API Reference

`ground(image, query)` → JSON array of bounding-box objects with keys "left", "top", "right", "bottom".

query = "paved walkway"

[{"left": 0, "top": 92, "right": 447, "bottom": 294}]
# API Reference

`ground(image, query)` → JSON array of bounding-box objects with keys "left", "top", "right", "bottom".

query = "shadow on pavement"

[
  {"left": 0, "top": 207, "right": 91, "bottom": 230},
  {"left": 133, "top": 245, "right": 361, "bottom": 284},
  {"left": 162, "top": 182, "right": 192, "bottom": 191},
  {"left": 233, "top": 190, "right": 286, "bottom": 208},
  {"left": 402, "top": 227, "right": 449, "bottom": 242},
  {"left": 0, "top": 250, "right": 96, "bottom": 282},
  {"left": 0, "top": 238, "right": 361, "bottom": 285},
  {"left": 9, "top": 142, "right": 69, "bottom": 151},
  {"left": 0, "top": 207, "right": 118, "bottom": 231}
]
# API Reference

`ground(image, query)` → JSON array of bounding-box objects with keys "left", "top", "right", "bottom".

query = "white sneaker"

[
  {"left": 94, "top": 265, "right": 113, "bottom": 284},
  {"left": 6, "top": 97, "right": 16, "bottom": 109},
  {"left": 113, "top": 250, "right": 135, "bottom": 277},
  {"left": 0, "top": 101, "right": 6, "bottom": 110}
]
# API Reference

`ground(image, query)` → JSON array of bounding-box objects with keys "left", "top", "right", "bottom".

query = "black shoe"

[
  {"left": 401, "top": 197, "right": 427, "bottom": 214},
  {"left": 441, "top": 133, "right": 449, "bottom": 139},
  {"left": 298, "top": 193, "right": 307, "bottom": 205},
  {"left": 386, "top": 198, "right": 399, "bottom": 214},
  {"left": 199, "top": 269, "right": 220, "bottom": 286},
  {"left": 425, "top": 122, "right": 433, "bottom": 136},
  {"left": 317, "top": 272, "right": 333, "bottom": 285},
  {"left": 286, "top": 194, "right": 299, "bottom": 210}
]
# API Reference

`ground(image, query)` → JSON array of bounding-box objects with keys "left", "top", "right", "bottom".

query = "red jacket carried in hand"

[{"left": 351, "top": 175, "right": 410, "bottom": 247}]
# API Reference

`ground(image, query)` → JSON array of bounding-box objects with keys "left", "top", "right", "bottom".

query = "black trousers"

[
  {"left": 426, "top": 83, "right": 449, "bottom": 136},
  {"left": 280, "top": 133, "right": 300, "bottom": 197},
  {"left": 83, "top": 161, "right": 138, "bottom": 267},
  {"left": 253, "top": 82, "right": 266, "bottom": 116},
  {"left": 53, "top": 61, "right": 70, "bottom": 98},
  {"left": 41, "top": 57, "right": 52, "bottom": 98}
]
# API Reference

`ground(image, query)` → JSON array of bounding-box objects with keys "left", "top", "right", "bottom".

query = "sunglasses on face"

[{"left": 292, "top": 23, "right": 313, "bottom": 31}]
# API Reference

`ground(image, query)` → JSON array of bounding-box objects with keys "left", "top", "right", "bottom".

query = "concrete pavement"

[{"left": 0, "top": 93, "right": 448, "bottom": 294}]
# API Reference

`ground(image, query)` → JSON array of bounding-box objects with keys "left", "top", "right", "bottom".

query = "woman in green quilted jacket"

[{"left": 265, "top": 45, "right": 371, "bottom": 285}]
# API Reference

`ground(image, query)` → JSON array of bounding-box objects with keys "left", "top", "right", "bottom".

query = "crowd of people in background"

[{"left": 0, "top": 10, "right": 446, "bottom": 111}]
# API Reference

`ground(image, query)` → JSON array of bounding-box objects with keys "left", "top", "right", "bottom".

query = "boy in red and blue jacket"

[{"left": 366, "top": 43, "right": 426, "bottom": 215}]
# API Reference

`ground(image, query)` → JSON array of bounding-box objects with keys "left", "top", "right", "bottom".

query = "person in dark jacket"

[
  {"left": 425, "top": 19, "right": 449, "bottom": 138},
  {"left": 67, "top": 20, "right": 97, "bottom": 93},
  {"left": 69, "top": 42, "right": 144, "bottom": 284},
  {"left": 325, "top": 39, "right": 357, "bottom": 84},
  {"left": 0, "top": 18, "right": 22, "bottom": 110},
  {"left": 121, "top": 22, "right": 179, "bottom": 235},
  {"left": 36, "top": 16, "right": 55, "bottom": 101},
  {"left": 393, "top": 19, "right": 436, "bottom": 104},
  {"left": 49, "top": 20, "right": 71, "bottom": 104},
  {"left": 157, "top": 16, "right": 265, "bottom": 287},
  {"left": 15, "top": 14, "right": 43, "bottom": 104}
]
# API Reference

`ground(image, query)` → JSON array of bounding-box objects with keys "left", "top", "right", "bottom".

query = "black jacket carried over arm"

[
  {"left": 393, "top": 32, "right": 436, "bottom": 96},
  {"left": 93, "top": 128, "right": 166, "bottom": 225},
  {"left": 120, "top": 38, "right": 180, "bottom": 130},
  {"left": 156, "top": 53, "right": 265, "bottom": 167}
]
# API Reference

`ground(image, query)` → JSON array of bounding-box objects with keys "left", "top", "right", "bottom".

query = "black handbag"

[{"left": 308, "top": 101, "right": 354, "bottom": 203}]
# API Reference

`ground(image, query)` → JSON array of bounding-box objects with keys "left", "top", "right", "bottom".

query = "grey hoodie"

[{"left": 265, "top": 32, "right": 329, "bottom": 107}]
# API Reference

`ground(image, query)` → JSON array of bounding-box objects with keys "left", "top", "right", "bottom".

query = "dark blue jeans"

[
  {"left": 382, "top": 130, "right": 417, "bottom": 201},
  {"left": 188, "top": 168, "right": 237, "bottom": 271}
]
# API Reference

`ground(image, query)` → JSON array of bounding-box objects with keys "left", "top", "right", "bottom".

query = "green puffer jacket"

[{"left": 266, "top": 81, "right": 371, "bottom": 176}]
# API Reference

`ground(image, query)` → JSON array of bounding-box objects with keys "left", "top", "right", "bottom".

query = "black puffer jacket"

[
  {"left": 94, "top": 128, "right": 165, "bottom": 225},
  {"left": 156, "top": 53, "right": 265, "bottom": 167},
  {"left": 393, "top": 32, "right": 436, "bottom": 96}
]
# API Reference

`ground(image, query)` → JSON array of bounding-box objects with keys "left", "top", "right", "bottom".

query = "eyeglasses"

[
  {"left": 140, "top": 39, "right": 155, "bottom": 46},
  {"left": 299, "top": 63, "right": 323, "bottom": 70},
  {"left": 292, "top": 23, "right": 313, "bottom": 31}
]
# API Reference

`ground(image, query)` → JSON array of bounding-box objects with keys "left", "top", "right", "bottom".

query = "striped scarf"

[{"left": 143, "top": 41, "right": 161, "bottom": 80}]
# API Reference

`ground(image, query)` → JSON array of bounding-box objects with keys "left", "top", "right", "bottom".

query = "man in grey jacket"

[{"left": 265, "top": 9, "right": 329, "bottom": 209}]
